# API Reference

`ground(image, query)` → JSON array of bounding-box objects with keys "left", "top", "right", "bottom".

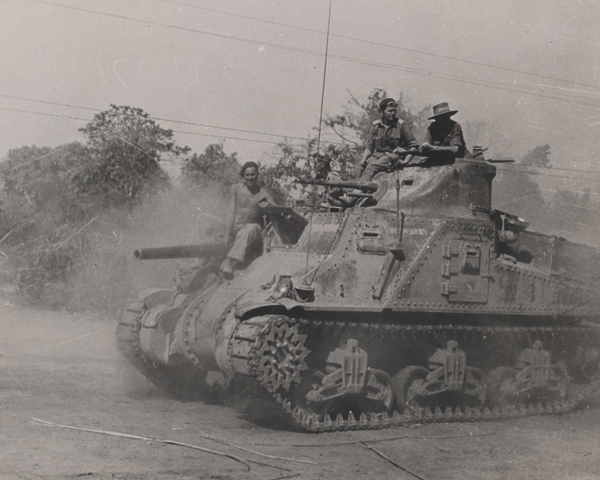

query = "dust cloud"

[{"left": 73, "top": 187, "right": 230, "bottom": 314}]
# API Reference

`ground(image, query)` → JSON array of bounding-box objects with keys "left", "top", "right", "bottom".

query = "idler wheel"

[
  {"left": 485, "top": 366, "right": 517, "bottom": 409},
  {"left": 255, "top": 319, "right": 309, "bottom": 393},
  {"left": 116, "top": 300, "right": 209, "bottom": 400},
  {"left": 392, "top": 366, "right": 431, "bottom": 412}
]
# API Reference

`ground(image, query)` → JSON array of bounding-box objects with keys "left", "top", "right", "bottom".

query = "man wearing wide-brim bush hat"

[{"left": 420, "top": 102, "right": 471, "bottom": 159}]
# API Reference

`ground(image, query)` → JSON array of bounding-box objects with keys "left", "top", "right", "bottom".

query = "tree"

[
  {"left": 522, "top": 144, "right": 551, "bottom": 168},
  {"left": 464, "top": 120, "right": 514, "bottom": 159},
  {"left": 0, "top": 143, "right": 96, "bottom": 303},
  {"left": 180, "top": 143, "right": 240, "bottom": 195},
  {"left": 0, "top": 106, "right": 192, "bottom": 307},
  {"left": 0, "top": 143, "right": 90, "bottom": 240},
  {"left": 492, "top": 145, "right": 551, "bottom": 231},
  {"left": 325, "top": 88, "right": 430, "bottom": 147},
  {"left": 550, "top": 187, "right": 593, "bottom": 240},
  {"left": 77, "top": 105, "right": 188, "bottom": 207},
  {"left": 264, "top": 88, "right": 431, "bottom": 203}
]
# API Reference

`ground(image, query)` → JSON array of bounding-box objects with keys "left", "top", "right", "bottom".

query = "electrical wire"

[
  {"left": 0, "top": 105, "right": 88, "bottom": 122},
  {"left": 0, "top": 93, "right": 311, "bottom": 141},
  {"left": 25, "top": 0, "right": 600, "bottom": 109},
  {"left": 5, "top": 93, "right": 600, "bottom": 176},
  {"left": 4, "top": 103, "right": 600, "bottom": 180},
  {"left": 0, "top": 105, "right": 302, "bottom": 147},
  {"left": 164, "top": 0, "right": 600, "bottom": 93},
  {"left": 326, "top": 53, "right": 600, "bottom": 108}
]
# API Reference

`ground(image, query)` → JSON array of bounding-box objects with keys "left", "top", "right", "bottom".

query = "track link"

[
  {"left": 116, "top": 299, "right": 208, "bottom": 398},
  {"left": 231, "top": 316, "right": 600, "bottom": 432}
]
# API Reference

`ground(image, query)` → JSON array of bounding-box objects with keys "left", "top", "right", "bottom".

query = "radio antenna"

[
  {"left": 314, "top": 0, "right": 333, "bottom": 159},
  {"left": 304, "top": 0, "right": 333, "bottom": 279}
]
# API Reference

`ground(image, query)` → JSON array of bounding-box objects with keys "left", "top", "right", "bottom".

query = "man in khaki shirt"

[
  {"left": 357, "top": 98, "right": 419, "bottom": 181},
  {"left": 421, "top": 102, "right": 471, "bottom": 159}
]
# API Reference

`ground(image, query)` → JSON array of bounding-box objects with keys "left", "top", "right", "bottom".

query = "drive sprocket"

[{"left": 254, "top": 318, "right": 309, "bottom": 393}]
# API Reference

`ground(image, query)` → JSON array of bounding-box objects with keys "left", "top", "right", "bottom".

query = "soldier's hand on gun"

[
  {"left": 258, "top": 199, "right": 272, "bottom": 209},
  {"left": 420, "top": 142, "right": 436, "bottom": 152}
]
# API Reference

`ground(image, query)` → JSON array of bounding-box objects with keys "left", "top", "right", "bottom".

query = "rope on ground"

[
  {"left": 266, "top": 474, "right": 301, "bottom": 480},
  {"left": 31, "top": 417, "right": 291, "bottom": 472},
  {"left": 362, "top": 442, "right": 429, "bottom": 480},
  {"left": 0, "top": 229, "right": 14, "bottom": 244},
  {"left": 197, "top": 430, "right": 317, "bottom": 465},
  {"left": 237, "top": 431, "right": 496, "bottom": 447}
]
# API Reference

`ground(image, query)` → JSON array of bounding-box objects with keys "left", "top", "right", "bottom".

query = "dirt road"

[{"left": 1, "top": 303, "right": 599, "bottom": 479}]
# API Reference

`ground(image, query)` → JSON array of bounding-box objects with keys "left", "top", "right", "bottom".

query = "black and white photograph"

[{"left": 1, "top": 1, "right": 600, "bottom": 479}]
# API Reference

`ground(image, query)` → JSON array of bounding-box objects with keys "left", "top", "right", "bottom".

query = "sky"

[{"left": 1, "top": 0, "right": 600, "bottom": 210}]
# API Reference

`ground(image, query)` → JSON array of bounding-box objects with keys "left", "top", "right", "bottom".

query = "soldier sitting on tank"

[
  {"left": 356, "top": 98, "right": 419, "bottom": 181},
  {"left": 220, "top": 161, "right": 277, "bottom": 279},
  {"left": 300, "top": 152, "right": 348, "bottom": 207},
  {"left": 418, "top": 102, "right": 472, "bottom": 161}
]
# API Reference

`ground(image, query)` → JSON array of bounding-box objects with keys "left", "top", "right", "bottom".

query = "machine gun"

[{"left": 296, "top": 179, "right": 378, "bottom": 193}]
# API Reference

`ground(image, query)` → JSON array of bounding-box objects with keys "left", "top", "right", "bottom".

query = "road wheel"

[
  {"left": 293, "top": 370, "right": 328, "bottom": 416},
  {"left": 392, "top": 366, "right": 430, "bottom": 413},
  {"left": 365, "top": 369, "right": 395, "bottom": 414},
  {"left": 485, "top": 366, "right": 517, "bottom": 409}
]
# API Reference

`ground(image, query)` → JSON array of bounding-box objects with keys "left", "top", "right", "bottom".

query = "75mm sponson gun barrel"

[{"left": 134, "top": 242, "right": 229, "bottom": 260}]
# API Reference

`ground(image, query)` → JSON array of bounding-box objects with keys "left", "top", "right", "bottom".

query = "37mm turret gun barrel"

[
  {"left": 134, "top": 242, "right": 229, "bottom": 260},
  {"left": 297, "top": 179, "right": 378, "bottom": 192}
]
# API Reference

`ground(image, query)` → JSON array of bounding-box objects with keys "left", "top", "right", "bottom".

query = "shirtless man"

[{"left": 220, "top": 161, "right": 276, "bottom": 278}]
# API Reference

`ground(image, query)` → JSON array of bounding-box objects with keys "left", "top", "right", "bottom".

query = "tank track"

[
  {"left": 116, "top": 300, "right": 208, "bottom": 397},
  {"left": 116, "top": 300, "right": 161, "bottom": 380},
  {"left": 232, "top": 316, "right": 600, "bottom": 433}
]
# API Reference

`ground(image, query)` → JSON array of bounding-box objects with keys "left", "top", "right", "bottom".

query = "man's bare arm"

[
  {"left": 224, "top": 185, "right": 237, "bottom": 244},
  {"left": 263, "top": 188, "right": 277, "bottom": 206}
]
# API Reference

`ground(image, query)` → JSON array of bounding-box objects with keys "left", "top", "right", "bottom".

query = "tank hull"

[{"left": 118, "top": 160, "right": 600, "bottom": 431}]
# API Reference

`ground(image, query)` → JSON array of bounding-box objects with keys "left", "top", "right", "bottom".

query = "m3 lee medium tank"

[{"left": 117, "top": 153, "right": 600, "bottom": 432}]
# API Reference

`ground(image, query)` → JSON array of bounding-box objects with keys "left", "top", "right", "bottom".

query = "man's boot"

[{"left": 220, "top": 256, "right": 238, "bottom": 279}]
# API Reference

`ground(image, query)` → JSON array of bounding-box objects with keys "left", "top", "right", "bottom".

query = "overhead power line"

[
  {"left": 26, "top": 1, "right": 600, "bottom": 109},
  {"left": 0, "top": 105, "right": 88, "bottom": 122},
  {"left": 0, "top": 103, "right": 351, "bottom": 149},
  {"left": 0, "top": 105, "right": 290, "bottom": 146},
  {"left": 171, "top": 128, "right": 282, "bottom": 145},
  {"left": 0, "top": 93, "right": 312, "bottom": 142},
  {"left": 327, "top": 53, "right": 600, "bottom": 108},
  {"left": 0, "top": 94, "right": 98, "bottom": 112},
  {"left": 4, "top": 99, "right": 600, "bottom": 178},
  {"left": 165, "top": 0, "right": 600, "bottom": 93}
]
